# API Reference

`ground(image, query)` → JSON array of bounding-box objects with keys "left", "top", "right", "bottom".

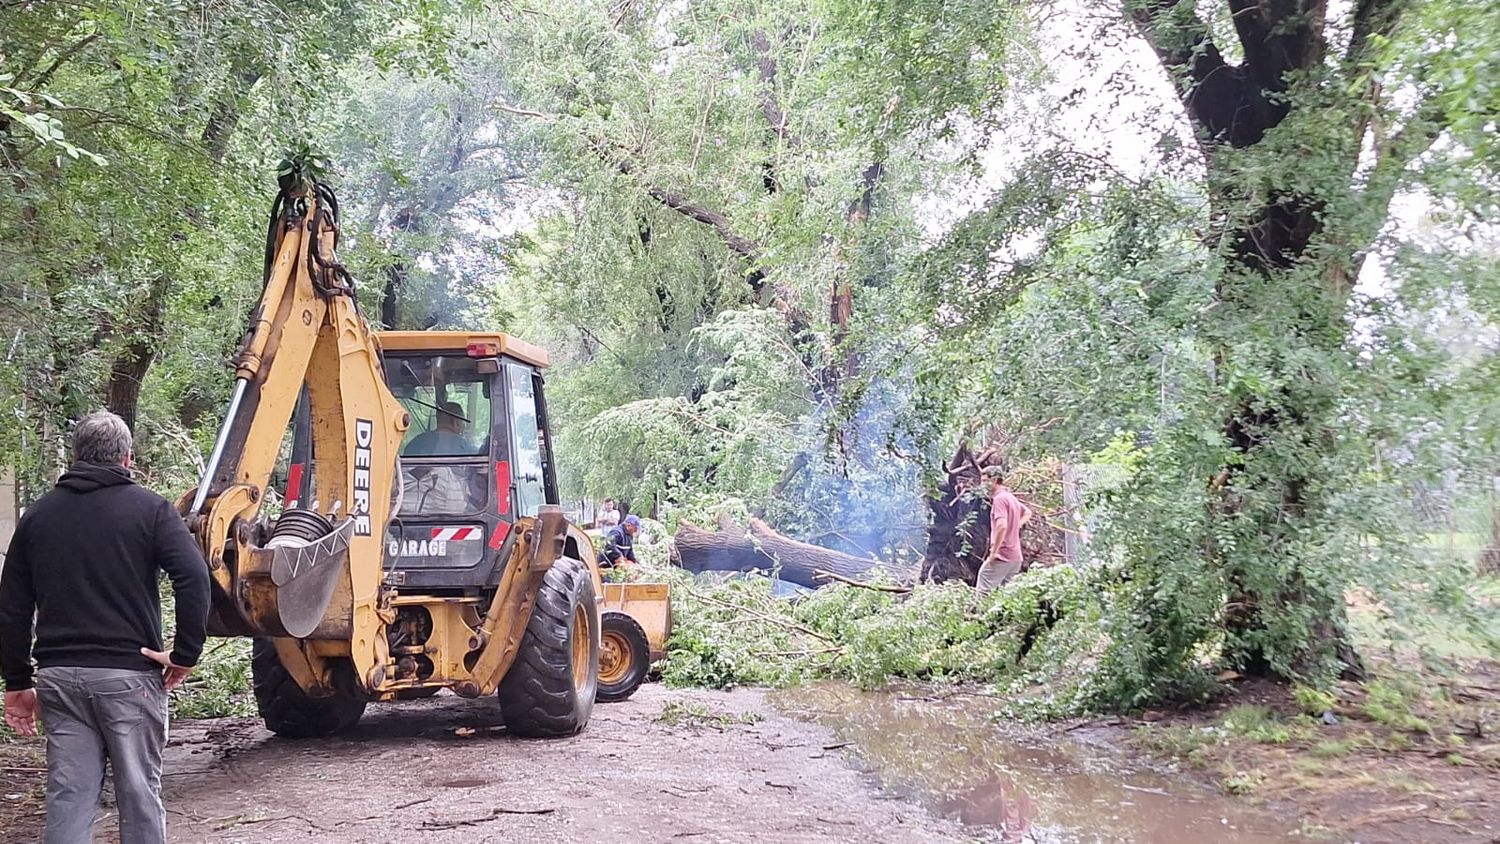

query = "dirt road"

[{"left": 51, "top": 685, "right": 969, "bottom": 843}]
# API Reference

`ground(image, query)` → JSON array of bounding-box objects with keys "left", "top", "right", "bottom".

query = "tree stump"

[{"left": 919, "top": 439, "right": 1069, "bottom": 585}]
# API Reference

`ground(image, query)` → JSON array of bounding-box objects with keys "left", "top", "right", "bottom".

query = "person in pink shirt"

[{"left": 976, "top": 465, "right": 1032, "bottom": 594}]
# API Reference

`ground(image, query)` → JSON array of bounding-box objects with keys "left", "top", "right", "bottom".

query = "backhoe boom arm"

[{"left": 183, "top": 179, "right": 409, "bottom": 692}]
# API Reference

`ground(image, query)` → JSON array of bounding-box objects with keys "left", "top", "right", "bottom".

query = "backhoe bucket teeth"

[
  {"left": 267, "top": 517, "right": 356, "bottom": 638},
  {"left": 231, "top": 517, "right": 356, "bottom": 640}
]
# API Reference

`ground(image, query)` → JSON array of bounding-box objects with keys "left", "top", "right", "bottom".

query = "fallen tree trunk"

[{"left": 674, "top": 517, "right": 886, "bottom": 590}]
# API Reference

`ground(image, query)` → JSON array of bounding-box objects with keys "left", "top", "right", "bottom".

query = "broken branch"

[{"left": 811, "top": 568, "right": 910, "bottom": 593}]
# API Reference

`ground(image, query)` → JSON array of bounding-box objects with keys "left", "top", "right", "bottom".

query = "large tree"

[
  {"left": 486, "top": 0, "right": 1019, "bottom": 540},
  {"left": 0, "top": 1, "right": 439, "bottom": 492},
  {"left": 1122, "top": 0, "right": 1493, "bottom": 680}
]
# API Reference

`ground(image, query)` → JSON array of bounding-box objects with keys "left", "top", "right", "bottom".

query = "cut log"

[{"left": 674, "top": 517, "right": 887, "bottom": 590}]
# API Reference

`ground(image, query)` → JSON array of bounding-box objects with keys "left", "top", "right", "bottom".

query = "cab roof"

[{"left": 376, "top": 331, "right": 550, "bottom": 369}]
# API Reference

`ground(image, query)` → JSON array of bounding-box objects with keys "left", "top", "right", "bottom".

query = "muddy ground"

[
  {"left": 2, "top": 684, "right": 969, "bottom": 843},
  {"left": 4, "top": 674, "right": 1499, "bottom": 842}
]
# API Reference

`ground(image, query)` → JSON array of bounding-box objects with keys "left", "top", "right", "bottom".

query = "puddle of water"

[{"left": 772, "top": 683, "right": 1296, "bottom": 843}]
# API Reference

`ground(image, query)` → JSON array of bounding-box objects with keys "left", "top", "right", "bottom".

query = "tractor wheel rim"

[
  {"left": 599, "top": 632, "right": 629, "bottom": 684},
  {"left": 571, "top": 605, "right": 591, "bottom": 691}
]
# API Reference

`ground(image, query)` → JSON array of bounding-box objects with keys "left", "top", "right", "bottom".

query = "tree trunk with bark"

[
  {"left": 674, "top": 516, "right": 888, "bottom": 589},
  {"left": 1129, "top": 0, "right": 1428, "bottom": 681},
  {"left": 105, "top": 272, "right": 170, "bottom": 433},
  {"left": 103, "top": 69, "right": 261, "bottom": 434},
  {"left": 381, "top": 206, "right": 420, "bottom": 329}
]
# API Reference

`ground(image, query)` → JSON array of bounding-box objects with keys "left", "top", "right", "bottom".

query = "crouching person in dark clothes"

[
  {"left": 603, "top": 514, "right": 642, "bottom": 568},
  {"left": 0, "top": 411, "right": 210, "bottom": 844}
]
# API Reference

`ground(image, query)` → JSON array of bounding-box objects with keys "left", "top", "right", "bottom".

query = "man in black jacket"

[{"left": 0, "top": 410, "right": 209, "bottom": 844}]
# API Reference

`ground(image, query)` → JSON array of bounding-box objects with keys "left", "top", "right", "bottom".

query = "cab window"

[
  {"left": 386, "top": 355, "right": 491, "bottom": 458},
  {"left": 506, "top": 363, "right": 545, "bottom": 517},
  {"left": 385, "top": 354, "right": 492, "bottom": 517}
]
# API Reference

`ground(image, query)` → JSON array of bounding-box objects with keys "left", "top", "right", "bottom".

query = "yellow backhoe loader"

[{"left": 180, "top": 163, "right": 663, "bottom": 738}]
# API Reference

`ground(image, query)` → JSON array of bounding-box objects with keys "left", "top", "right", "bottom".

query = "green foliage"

[
  {"left": 1292, "top": 685, "right": 1339, "bottom": 717},
  {"left": 1220, "top": 706, "right": 1310, "bottom": 745},
  {"left": 275, "top": 142, "right": 334, "bottom": 191},
  {"left": 1130, "top": 724, "right": 1221, "bottom": 767},
  {"left": 1220, "top": 770, "right": 1263, "bottom": 796},
  {"left": 663, "top": 564, "right": 1110, "bottom": 715},
  {"left": 655, "top": 699, "right": 763, "bottom": 729},
  {"left": 169, "top": 639, "right": 254, "bottom": 720},
  {"left": 817, "top": 0, "right": 1023, "bottom": 138},
  {"left": 0, "top": 75, "right": 105, "bottom": 164},
  {"left": 2, "top": 0, "right": 1497, "bottom": 722},
  {"left": 1311, "top": 734, "right": 1372, "bottom": 758},
  {"left": 0, "top": 0, "right": 446, "bottom": 495}
]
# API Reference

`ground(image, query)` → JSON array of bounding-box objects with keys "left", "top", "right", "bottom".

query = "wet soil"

[
  {"left": 4, "top": 676, "right": 1496, "bottom": 842},
  {"left": 0, "top": 735, "right": 45, "bottom": 834},
  {"left": 1120, "top": 674, "right": 1500, "bottom": 843}
]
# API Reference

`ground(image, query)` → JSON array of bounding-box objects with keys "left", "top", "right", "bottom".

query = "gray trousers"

[
  {"left": 975, "top": 557, "right": 1023, "bottom": 595},
  {"left": 34, "top": 666, "right": 168, "bottom": 844}
]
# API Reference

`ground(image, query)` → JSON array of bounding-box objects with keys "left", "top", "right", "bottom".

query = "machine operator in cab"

[{"left": 405, "top": 400, "right": 474, "bottom": 455}]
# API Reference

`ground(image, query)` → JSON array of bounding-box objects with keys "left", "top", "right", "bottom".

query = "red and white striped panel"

[{"left": 430, "top": 526, "right": 483, "bottom": 542}]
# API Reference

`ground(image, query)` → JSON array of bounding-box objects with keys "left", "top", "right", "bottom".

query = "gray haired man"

[{"left": 0, "top": 411, "right": 210, "bottom": 843}]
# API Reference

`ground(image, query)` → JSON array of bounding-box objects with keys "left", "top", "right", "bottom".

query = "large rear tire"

[
  {"left": 497, "top": 557, "right": 599, "bottom": 737},
  {"left": 596, "top": 611, "right": 650, "bottom": 703},
  {"left": 251, "top": 638, "right": 367, "bottom": 738}
]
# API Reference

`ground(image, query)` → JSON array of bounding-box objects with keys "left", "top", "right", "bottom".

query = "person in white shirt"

[{"left": 597, "top": 498, "right": 621, "bottom": 530}]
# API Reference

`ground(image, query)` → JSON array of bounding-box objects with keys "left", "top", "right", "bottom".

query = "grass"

[
  {"left": 1360, "top": 680, "right": 1432, "bottom": 734},
  {"left": 1129, "top": 723, "right": 1221, "bottom": 767},
  {"left": 1124, "top": 653, "right": 1500, "bottom": 844},
  {"left": 1291, "top": 684, "right": 1338, "bottom": 715},
  {"left": 1310, "top": 731, "right": 1375, "bottom": 758},
  {"left": 1381, "top": 769, "right": 1437, "bottom": 794},
  {"left": 1345, "top": 575, "right": 1500, "bottom": 662},
  {"left": 1221, "top": 770, "right": 1263, "bottom": 795},
  {"left": 1221, "top": 705, "right": 1313, "bottom": 744}
]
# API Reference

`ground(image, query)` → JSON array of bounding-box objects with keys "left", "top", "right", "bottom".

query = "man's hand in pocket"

[{"left": 140, "top": 648, "right": 193, "bottom": 690}]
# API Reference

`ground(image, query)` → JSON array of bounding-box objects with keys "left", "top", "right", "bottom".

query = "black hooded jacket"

[{"left": 0, "top": 462, "right": 210, "bottom": 691}]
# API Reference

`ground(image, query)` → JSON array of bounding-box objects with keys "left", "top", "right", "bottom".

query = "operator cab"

[{"left": 285, "top": 333, "right": 559, "bottom": 593}]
